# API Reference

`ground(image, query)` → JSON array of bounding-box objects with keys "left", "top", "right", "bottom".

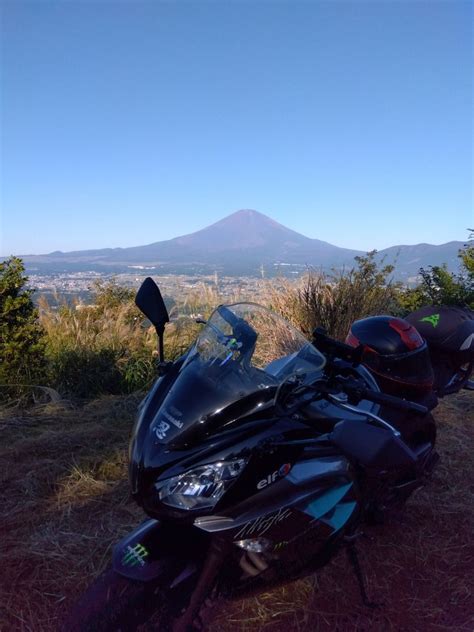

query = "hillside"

[
  {"left": 1, "top": 392, "right": 473, "bottom": 631},
  {"left": 19, "top": 209, "right": 465, "bottom": 279}
]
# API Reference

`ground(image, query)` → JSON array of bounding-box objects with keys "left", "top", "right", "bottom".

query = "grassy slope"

[{"left": 0, "top": 392, "right": 473, "bottom": 632}]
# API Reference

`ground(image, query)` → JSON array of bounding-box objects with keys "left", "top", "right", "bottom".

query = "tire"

[{"left": 61, "top": 568, "right": 170, "bottom": 632}]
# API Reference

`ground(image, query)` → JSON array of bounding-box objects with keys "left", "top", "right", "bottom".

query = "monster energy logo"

[
  {"left": 122, "top": 543, "right": 149, "bottom": 567},
  {"left": 420, "top": 313, "right": 440, "bottom": 328}
]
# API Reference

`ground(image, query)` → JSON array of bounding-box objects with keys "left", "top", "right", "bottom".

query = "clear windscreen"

[{"left": 149, "top": 303, "right": 326, "bottom": 443}]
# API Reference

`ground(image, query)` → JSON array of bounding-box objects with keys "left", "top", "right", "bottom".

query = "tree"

[
  {"left": 0, "top": 257, "right": 46, "bottom": 398},
  {"left": 459, "top": 229, "right": 474, "bottom": 276},
  {"left": 397, "top": 230, "right": 474, "bottom": 312}
]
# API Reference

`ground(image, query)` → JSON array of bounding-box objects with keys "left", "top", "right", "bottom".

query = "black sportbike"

[{"left": 64, "top": 278, "right": 474, "bottom": 632}]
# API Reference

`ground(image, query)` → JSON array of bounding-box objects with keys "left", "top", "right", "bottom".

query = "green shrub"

[
  {"left": 0, "top": 257, "right": 46, "bottom": 400},
  {"left": 49, "top": 347, "right": 123, "bottom": 399},
  {"left": 266, "top": 252, "right": 399, "bottom": 340},
  {"left": 397, "top": 232, "right": 474, "bottom": 312},
  {"left": 120, "top": 354, "right": 157, "bottom": 393}
]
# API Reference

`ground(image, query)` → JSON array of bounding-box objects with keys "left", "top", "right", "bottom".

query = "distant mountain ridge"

[{"left": 20, "top": 209, "right": 465, "bottom": 280}]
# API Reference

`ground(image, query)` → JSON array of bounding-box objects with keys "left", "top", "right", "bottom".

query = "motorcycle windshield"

[{"left": 149, "top": 303, "right": 326, "bottom": 444}]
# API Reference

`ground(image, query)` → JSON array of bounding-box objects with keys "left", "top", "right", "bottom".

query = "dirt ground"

[{"left": 0, "top": 391, "right": 473, "bottom": 632}]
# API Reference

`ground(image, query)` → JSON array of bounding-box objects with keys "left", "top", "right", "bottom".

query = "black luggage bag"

[{"left": 406, "top": 305, "right": 474, "bottom": 395}]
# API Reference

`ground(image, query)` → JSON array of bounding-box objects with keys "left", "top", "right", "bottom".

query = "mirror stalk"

[{"left": 156, "top": 325, "right": 165, "bottom": 363}]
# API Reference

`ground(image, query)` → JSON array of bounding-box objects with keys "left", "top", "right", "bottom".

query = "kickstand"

[{"left": 345, "top": 541, "right": 380, "bottom": 609}]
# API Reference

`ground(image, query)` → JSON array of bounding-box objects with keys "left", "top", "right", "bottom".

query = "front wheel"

[{"left": 61, "top": 568, "right": 171, "bottom": 632}]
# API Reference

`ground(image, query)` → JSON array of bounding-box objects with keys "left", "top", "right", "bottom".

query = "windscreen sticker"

[
  {"left": 154, "top": 420, "right": 170, "bottom": 440},
  {"left": 162, "top": 409, "right": 184, "bottom": 429}
]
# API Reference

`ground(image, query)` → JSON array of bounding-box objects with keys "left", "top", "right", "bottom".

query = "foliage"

[
  {"left": 39, "top": 280, "right": 157, "bottom": 397},
  {"left": 459, "top": 229, "right": 474, "bottom": 275},
  {"left": 5, "top": 238, "right": 473, "bottom": 403},
  {"left": 0, "top": 257, "right": 46, "bottom": 399},
  {"left": 49, "top": 347, "right": 123, "bottom": 399},
  {"left": 397, "top": 231, "right": 474, "bottom": 312},
  {"left": 121, "top": 354, "right": 157, "bottom": 393},
  {"left": 92, "top": 279, "right": 136, "bottom": 310},
  {"left": 266, "top": 251, "right": 399, "bottom": 340}
]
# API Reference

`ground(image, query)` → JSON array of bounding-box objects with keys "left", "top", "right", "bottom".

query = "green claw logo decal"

[
  {"left": 122, "top": 543, "right": 149, "bottom": 567},
  {"left": 420, "top": 314, "right": 440, "bottom": 328}
]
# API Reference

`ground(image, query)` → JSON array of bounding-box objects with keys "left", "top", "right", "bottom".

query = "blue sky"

[{"left": 1, "top": 0, "right": 472, "bottom": 255}]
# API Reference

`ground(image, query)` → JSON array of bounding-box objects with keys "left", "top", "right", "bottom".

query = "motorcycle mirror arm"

[
  {"left": 312, "top": 327, "right": 363, "bottom": 366},
  {"left": 154, "top": 323, "right": 166, "bottom": 364}
]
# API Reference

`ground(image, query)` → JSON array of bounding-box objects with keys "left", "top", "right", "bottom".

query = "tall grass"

[
  {"left": 37, "top": 281, "right": 247, "bottom": 398},
  {"left": 34, "top": 255, "right": 398, "bottom": 399},
  {"left": 38, "top": 286, "right": 157, "bottom": 397},
  {"left": 265, "top": 254, "right": 399, "bottom": 340}
]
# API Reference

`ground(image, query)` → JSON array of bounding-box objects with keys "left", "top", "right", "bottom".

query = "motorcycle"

[{"left": 64, "top": 278, "right": 473, "bottom": 632}]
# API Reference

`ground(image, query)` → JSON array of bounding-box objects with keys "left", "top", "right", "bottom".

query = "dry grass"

[
  {"left": 263, "top": 268, "right": 398, "bottom": 341},
  {"left": 0, "top": 393, "right": 473, "bottom": 632},
  {"left": 30, "top": 262, "right": 396, "bottom": 399},
  {"left": 38, "top": 295, "right": 152, "bottom": 357}
]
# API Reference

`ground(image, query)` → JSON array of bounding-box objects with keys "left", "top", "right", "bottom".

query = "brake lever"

[
  {"left": 334, "top": 375, "right": 429, "bottom": 415},
  {"left": 328, "top": 395, "right": 401, "bottom": 436}
]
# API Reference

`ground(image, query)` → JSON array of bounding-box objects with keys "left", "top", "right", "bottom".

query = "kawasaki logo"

[
  {"left": 122, "top": 543, "right": 149, "bottom": 567},
  {"left": 420, "top": 314, "right": 440, "bottom": 328}
]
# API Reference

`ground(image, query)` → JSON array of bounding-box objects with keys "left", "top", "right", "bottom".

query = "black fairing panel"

[
  {"left": 138, "top": 418, "right": 305, "bottom": 519},
  {"left": 129, "top": 360, "right": 185, "bottom": 494},
  {"left": 330, "top": 420, "right": 418, "bottom": 470},
  {"left": 112, "top": 518, "right": 208, "bottom": 581}
]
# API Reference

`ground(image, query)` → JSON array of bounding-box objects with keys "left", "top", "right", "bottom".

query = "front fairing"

[
  {"left": 128, "top": 360, "right": 184, "bottom": 494},
  {"left": 143, "top": 303, "right": 325, "bottom": 449},
  {"left": 149, "top": 352, "right": 276, "bottom": 445},
  {"left": 129, "top": 303, "right": 326, "bottom": 498}
]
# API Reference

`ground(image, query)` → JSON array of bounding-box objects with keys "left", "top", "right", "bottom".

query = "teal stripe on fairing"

[
  {"left": 321, "top": 501, "right": 357, "bottom": 532},
  {"left": 303, "top": 483, "right": 353, "bottom": 520}
]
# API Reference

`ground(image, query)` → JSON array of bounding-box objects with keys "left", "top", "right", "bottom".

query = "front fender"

[{"left": 112, "top": 519, "right": 209, "bottom": 581}]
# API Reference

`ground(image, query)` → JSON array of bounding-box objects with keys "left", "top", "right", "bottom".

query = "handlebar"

[
  {"left": 339, "top": 379, "right": 429, "bottom": 415},
  {"left": 276, "top": 374, "right": 428, "bottom": 417},
  {"left": 312, "top": 327, "right": 363, "bottom": 364},
  {"left": 310, "top": 327, "right": 428, "bottom": 415}
]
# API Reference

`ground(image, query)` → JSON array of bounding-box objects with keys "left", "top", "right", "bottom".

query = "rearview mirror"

[{"left": 135, "top": 277, "right": 169, "bottom": 333}]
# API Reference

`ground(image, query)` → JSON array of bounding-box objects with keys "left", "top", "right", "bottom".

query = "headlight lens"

[{"left": 156, "top": 458, "right": 247, "bottom": 511}]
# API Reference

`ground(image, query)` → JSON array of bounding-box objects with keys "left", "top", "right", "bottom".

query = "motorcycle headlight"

[{"left": 156, "top": 458, "right": 248, "bottom": 511}]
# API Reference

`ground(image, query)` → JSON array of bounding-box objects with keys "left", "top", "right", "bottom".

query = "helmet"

[{"left": 345, "top": 315, "right": 434, "bottom": 398}]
